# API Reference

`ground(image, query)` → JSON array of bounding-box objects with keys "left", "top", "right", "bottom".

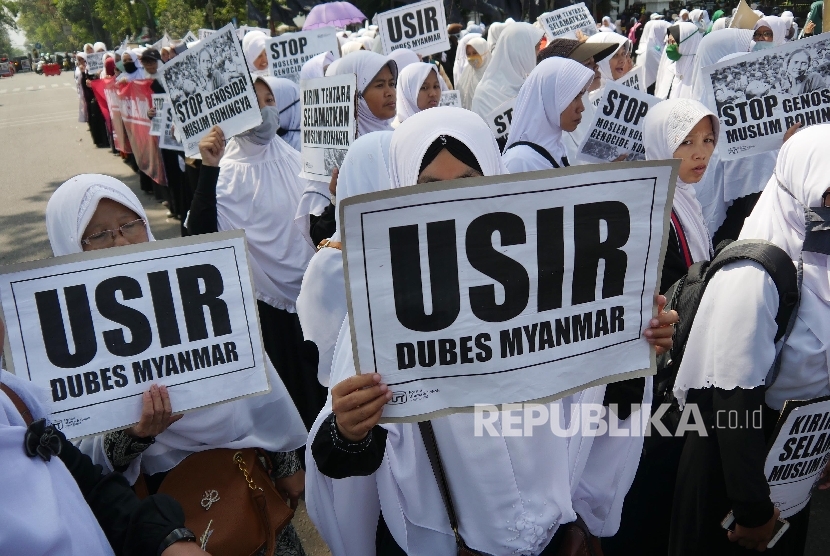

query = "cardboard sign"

[
  {"left": 539, "top": 3, "right": 598, "bottom": 41},
  {"left": 377, "top": 0, "right": 450, "bottom": 57},
  {"left": 619, "top": 66, "right": 644, "bottom": 91},
  {"left": 198, "top": 29, "right": 217, "bottom": 40},
  {"left": 265, "top": 27, "right": 340, "bottom": 83},
  {"left": 159, "top": 24, "right": 262, "bottom": 157},
  {"left": 86, "top": 52, "right": 105, "bottom": 74},
  {"left": 149, "top": 93, "right": 166, "bottom": 136},
  {"left": 300, "top": 73, "right": 357, "bottom": 182},
  {"left": 237, "top": 25, "right": 271, "bottom": 40},
  {"left": 486, "top": 97, "right": 516, "bottom": 142},
  {"left": 0, "top": 232, "right": 270, "bottom": 439},
  {"left": 765, "top": 396, "right": 830, "bottom": 518},
  {"left": 340, "top": 162, "right": 678, "bottom": 421},
  {"left": 183, "top": 31, "right": 198, "bottom": 44},
  {"left": 578, "top": 80, "right": 661, "bottom": 163},
  {"left": 160, "top": 100, "right": 185, "bottom": 151},
  {"left": 439, "top": 90, "right": 461, "bottom": 107},
  {"left": 703, "top": 33, "right": 830, "bottom": 160}
]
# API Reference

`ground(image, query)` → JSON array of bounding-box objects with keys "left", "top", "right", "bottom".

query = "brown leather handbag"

[{"left": 154, "top": 448, "right": 294, "bottom": 556}]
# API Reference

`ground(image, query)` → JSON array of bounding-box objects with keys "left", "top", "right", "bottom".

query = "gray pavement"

[{"left": 0, "top": 69, "right": 826, "bottom": 555}]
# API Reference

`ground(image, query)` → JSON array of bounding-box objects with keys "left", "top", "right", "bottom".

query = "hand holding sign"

[
  {"left": 125, "top": 384, "right": 182, "bottom": 438},
  {"left": 199, "top": 125, "right": 226, "bottom": 167},
  {"left": 727, "top": 507, "right": 780, "bottom": 551},
  {"left": 331, "top": 373, "right": 392, "bottom": 441},
  {"left": 646, "top": 294, "right": 678, "bottom": 355}
]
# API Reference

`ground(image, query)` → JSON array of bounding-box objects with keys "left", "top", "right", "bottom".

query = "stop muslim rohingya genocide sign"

[
  {"left": 340, "top": 161, "right": 678, "bottom": 421},
  {"left": 377, "top": 0, "right": 450, "bottom": 57}
]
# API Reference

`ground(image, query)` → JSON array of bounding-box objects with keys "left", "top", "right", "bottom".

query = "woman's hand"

[
  {"left": 274, "top": 469, "right": 305, "bottom": 509},
  {"left": 162, "top": 543, "right": 211, "bottom": 556},
  {"left": 125, "top": 384, "right": 181, "bottom": 438},
  {"left": 727, "top": 507, "right": 779, "bottom": 551},
  {"left": 329, "top": 167, "right": 339, "bottom": 196},
  {"left": 147, "top": 107, "right": 157, "bottom": 119},
  {"left": 199, "top": 126, "right": 225, "bottom": 167},
  {"left": 331, "top": 373, "right": 392, "bottom": 442},
  {"left": 644, "top": 294, "right": 679, "bottom": 355}
]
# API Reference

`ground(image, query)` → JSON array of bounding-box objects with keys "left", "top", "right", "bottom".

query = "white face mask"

[
  {"left": 752, "top": 41, "right": 775, "bottom": 51},
  {"left": 239, "top": 105, "right": 280, "bottom": 145}
]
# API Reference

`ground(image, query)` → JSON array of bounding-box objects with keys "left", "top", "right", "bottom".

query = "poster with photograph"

[
  {"left": 703, "top": 33, "right": 830, "bottom": 159},
  {"left": 377, "top": 0, "right": 450, "bottom": 57},
  {"left": 85, "top": 52, "right": 105, "bottom": 74},
  {"left": 159, "top": 23, "right": 262, "bottom": 157},
  {"left": 160, "top": 100, "right": 185, "bottom": 151},
  {"left": 300, "top": 73, "right": 357, "bottom": 182},
  {"left": 538, "top": 3, "right": 598, "bottom": 42},
  {"left": 149, "top": 93, "right": 166, "bottom": 136},
  {"left": 439, "top": 90, "right": 461, "bottom": 107},
  {"left": 265, "top": 27, "right": 340, "bottom": 83}
]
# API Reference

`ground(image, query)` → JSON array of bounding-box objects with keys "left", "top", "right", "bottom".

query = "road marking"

[
  {"left": 38, "top": 85, "right": 46, "bottom": 89},
  {"left": 51, "top": 84, "right": 58, "bottom": 88},
  {"left": 12, "top": 88, "right": 20, "bottom": 92},
  {"left": 64, "top": 82, "right": 72, "bottom": 87},
  {"left": 0, "top": 114, "right": 78, "bottom": 129},
  {"left": 26, "top": 86, "right": 33, "bottom": 90},
  {"left": 0, "top": 89, "right": 6, "bottom": 94}
]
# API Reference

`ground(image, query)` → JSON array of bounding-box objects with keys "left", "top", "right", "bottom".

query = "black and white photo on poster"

[
  {"left": 377, "top": 0, "right": 450, "bottom": 57},
  {"left": 300, "top": 73, "right": 356, "bottom": 182},
  {"left": 486, "top": 97, "right": 515, "bottom": 142},
  {"left": 266, "top": 27, "right": 340, "bottom": 83},
  {"left": 159, "top": 23, "right": 261, "bottom": 157},
  {"left": 538, "top": 3, "right": 598, "bottom": 42},
  {"left": 703, "top": 33, "right": 830, "bottom": 159},
  {"left": 86, "top": 52, "right": 105, "bottom": 74},
  {"left": 765, "top": 396, "right": 830, "bottom": 518},
  {"left": 578, "top": 80, "right": 660, "bottom": 163},
  {"left": 340, "top": 162, "right": 678, "bottom": 421},
  {"left": 149, "top": 93, "right": 166, "bottom": 136},
  {"left": 0, "top": 231, "right": 270, "bottom": 439},
  {"left": 160, "top": 100, "right": 184, "bottom": 151},
  {"left": 439, "top": 90, "right": 461, "bottom": 107}
]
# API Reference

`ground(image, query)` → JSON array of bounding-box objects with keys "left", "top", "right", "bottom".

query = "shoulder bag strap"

[
  {"left": 505, "top": 141, "right": 561, "bottom": 168},
  {"left": 0, "top": 383, "right": 34, "bottom": 426},
  {"left": 670, "top": 210, "right": 694, "bottom": 269}
]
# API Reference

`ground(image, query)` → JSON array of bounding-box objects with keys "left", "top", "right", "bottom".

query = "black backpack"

[{"left": 654, "top": 239, "right": 801, "bottom": 408}]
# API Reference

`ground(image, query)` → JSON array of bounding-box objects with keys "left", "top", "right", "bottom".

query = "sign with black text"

[
  {"left": 300, "top": 73, "right": 356, "bottom": 182},
  {"left": 160, "top": 100, "right": 185, "bottom": 151},
  {"left": 340, "top": 162, "right": 677, "bottom": 420},
  {"left": 0, "top": 232, "right": 269, "bottom": 439},
  {"left": 619, "top": 66, "right": 644, "bottom": 91},
  {"left": 578, "top": 80, "right": 660, "bottom": 163},
  {"left": 765, "top": 396, "right": 830, "bottom": 518},
  {"left": 266, "top": 27, "right": 340, "bottom": 83},
  {"left": 198, "top": 28, "right": 216, "bottom": 40},
  {"left": 377, "top": 0, "right": 450, "bottom": 57},
  {"left": 159, "top": 24, "right": 261, "bottom": 157},
  {"left": 703, "top": 33, "right": 830, "bottom": 160},
  {"left": 538, "top": 3, "right": 598, "bottom": 41},
  {"left": 86, "top": 52, "right": 105, "bottom": 74},
  {"left": 149, "top": 93, "right": 166, "bottom": 136},
  {"left": 182, "top": 31, "right": 197, "bottom": 44},
  {"left": 486, "top": 97, "right": 515, "bottom": 142}
]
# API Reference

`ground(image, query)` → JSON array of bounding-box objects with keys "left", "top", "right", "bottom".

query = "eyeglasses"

[
  {"left": 753, "top": 30, "right": 774, "bottom": 40},
  {"left": 822, "top": 191, "right": 830, "bottom": 208},
  {"left": 81, "top": 218, "right": 146, "bottom": 247}
]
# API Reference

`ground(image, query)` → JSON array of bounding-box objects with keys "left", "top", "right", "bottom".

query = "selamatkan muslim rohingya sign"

[
  {"left": 266, "top": 27, "right": 340, "bottom": 83},
  {"left": 0, "top": 231, "right": 270, "bottom": 439},
  {"left": 377, "top": 0, "right": 450, "bottom": 57},
  {"left": 578, "top": 79, "right": 661, "bottom": 163},
  {"left": 765, "top": 396, "right": 830, "bottom": 518},
  {"left": 160, "top": 23, "right": 261, "bottom": 157},
  {"left": 340, "top": 162, "right": 678, "bottom": 421},
  {"left": 703, "top": 33, "right": 830, "bottom": 160},
  {"left": 538, "top": 3, "right": 598, "bottom": 42},
  {"left": 300, "top": 73, "right": 356, "bottom": 182}
]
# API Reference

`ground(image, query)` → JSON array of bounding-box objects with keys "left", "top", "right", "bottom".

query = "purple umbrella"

[{"left": 302, "top": 1, "right": 366, "bottom": 29}]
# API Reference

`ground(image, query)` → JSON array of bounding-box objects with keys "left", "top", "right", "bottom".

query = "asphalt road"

[{"left": 0, "top": 69, "right": 827, "bottom": 555}]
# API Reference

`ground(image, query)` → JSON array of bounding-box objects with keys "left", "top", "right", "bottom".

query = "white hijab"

[
  {"left": 753, "top": 15, "right": 788, "bottom": 49},
  {"left": 392, "top": 62, "right": 447, "bottom": 126},
  {"left": 300, "top": 51, "right": 335, "bottom": 81},
  {"left": 0, "top": 371, "right": 114, "bottom": 556},
  {"left": 296, "top": 132, "right": 393, "bottom": 387},
  {"left": 600, "top": 16, "right": 617, "bottom": 31},
  {"left": 471, "top": 22, "right": 544, "bottom": 119},
  {"left": 503, "top": 57, "right": 594, "bottom": 172},
  {"left": 269, "top": 77, "right": 302, "bottom": 151},
  {"left": 648, "top": 20, "right": 673, "bottom": 92},
  {"left": 644, "top": 99, "right": 716, "bottom": 263},
  {"left": 341, "top": 40, "right": 364, "bottom": 56},
  {"left": 457, "top": 37, "right": 490, "bottom": 110},
  {"left": 453, "top": 32, "right": 481, "bottom": 85},
  {"left": 44, "top": 175, "right": 307, "bottom": 480},
  {"left": 669, "top": 22, "right": 703, "bottom": 99},
  {"left": 387, "top": 48, "right": 420, "bottom": 72},
  {"left": 242, "top": 30, "right": 268, "bottom": 72},
  {"left": 334, "top": 50, "right": 398, "bottom": 136},
  {"left": 486, "top": 21, "right": 507, "bottom": 51},
  {"left": 586, "top": 32, "right": 630, "bottom": 83}
]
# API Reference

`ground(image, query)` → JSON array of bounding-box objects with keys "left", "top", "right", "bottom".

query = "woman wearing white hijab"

[
  {"left": 268, "top": 77, "right": 302, "bottom": 151},
  {"left": 663, "top": 22, "right": 702, "bottom": 99},
  {"left": 588, "top": 32, "right": 633, "bottom": 85},
  {"left": 392, "top": 62, "right": 447, "bottom": 127},
  {"left": 751, "top": 15, "right": 789, "bottom": 50},
  {"left": 116, "top": 49, "right": 144, "bottom": 82},
  {"left": 503, "top": 57, "right": 595, "bottom": 171},
  {"left": 452, "top": 31, "right": 481, "bottom": 86},
  {"left": 242, "top": 30, "right": 269, "bottom": 72},
  {"left": 600, "top": 16, "right": 617, "bottom": 32},
  {"left": 341, "top": 40, "right": 365, "bottom": 56},
  {"left": 300, "top": 51, "right": 334, "bottom": 81},
  {"left": 642, "top": 18, "right": 671, "bottom": 93},
  {"left": 457, "top": 36, "right": 490, "bottom": 110},
  {"left": 471, "top": 22, "right": 544, "bottom": 119},
  {"left": 75, "top": 52, "right": 88, "bottom": 123},
  {"left": 387, "top": 47, "right": 420, "bottom": 72},
  {"left": 46, "top": 174, "right": 306, "bottom": 552},
  {"left": 486, "top": 20, "right": 507, "bottom": 51},
  {"left": 670, "top": 124, "right": 830, "bottom": 555},
  {"left": 333, "top": 50, "right": 398, "bottom": 136}
]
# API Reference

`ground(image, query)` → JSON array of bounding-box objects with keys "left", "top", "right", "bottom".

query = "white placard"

[
  {"left": 486, "top": 97, "right": 516, "bottom": 142},
  {"left": 0, "top": 62, "right": 9, "bottom": 74},
  {"left": 538, "top": 3, "right": 598, "bottom": 41},
  {"left": 765, "top": 396, "right": 830, "bottom": 518},
  {"left": 237, "top": 25, "right": 271, "bottom": 40},
  {"left": 300, "top": 73, "right": 357, "bottom": 182},
  {"left": 265, "top": 27, "right": 340, "bottom": 84},
  {"left": 198, "top": 29, "right": 217, "bottom": 40},
  {"left": 577, "top": 80, "right": 660, "bottom": 163},
  {"left": 619, "top": 66, "right": 644, "bottom": 91},
  {"left": 159, "top": 24, "right": 262, "bottom": 157},
  {"left": 703, "top": 33, "right": 830, "bottom": 160},
  {"left": 0, "top": 232, "right": 270, "bottom": 439},
  {"left": 86, "top": 52, "right": 105, "bottom": 74},
  {"left": 149, "top": 93, "right": 166, "bottom": 136},
  {"left": 439, "top": 90, "right": 461, "bottom": 107},
  {"left": 182, "top": 31, "right": 198, "bottom": 44},
  {"left": 341, "top": 162, "right": 677, "bottom": 421},
  {"left": 160, "top": 100, "right": 185, "bottom": 151},
  {"left": 377, "top": 0, "right": 450, "bottom": 57}
]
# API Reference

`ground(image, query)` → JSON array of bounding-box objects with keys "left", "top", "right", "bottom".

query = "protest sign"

[
  {"left": 151, "top": 33, "right": 171, "bottom": 52},
  {"left": 0, "top": 231, "right": 270, "bottom": 439},
  {"left": 300, "top": 73, "right": 356, "bottom": 182},
  {"left": 578, "top": 80, "right": 660, "bottom": 163},
  {"left": 377, "top": 0, "right": 450, "bottom": 57},
  {"left": 340, "top": 161, "right": 678, "bottom": 421},
  {"left": 159, "top": 24, "right": 261, "bottom": 157},
  {"left": 703, "top": 33, "right": 830, "bottom": 160},
  {"left": 237, "top": 25, "right": 271, "bottom": 40},
  {"left": 160, "top": 100, "right": 185, "bottom": 151},
  {"left": 265, "top": 27, "right": 340, "bottom": 83},
  {"left": 149, "top": 93, "right": 166, "bottom": 136},
  {"left": 538, "top": 3, "right": 598, "bottom": 42},
  {"left": 439, "top": 90, "right": 461, "bottom": 107},
  {"left": 0, "top": 61, "right": 10, "bottom": 74},
  {"left": 765, "top": 396, "right": 830, "bottom": 518},
  {"left": 619, "top": 66, "right": 644, "bottom": 91},
  {"left": 118, "top": 79, "right": 166, "bottom": 185},
  {"left": 86, "top": 52, "right": 105, "bottom": 74},
  {"left": 729, "top": 0, "right": 761, "bottom": 30},
  {"left": 486, "top": 97, "right": 516, "bottom": 144},
  {"left": 182, "top": 31, "right": 197, "bottom": 44},
  {"left": 198, "top": 28, "right": 216, "bottom": 40}
]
